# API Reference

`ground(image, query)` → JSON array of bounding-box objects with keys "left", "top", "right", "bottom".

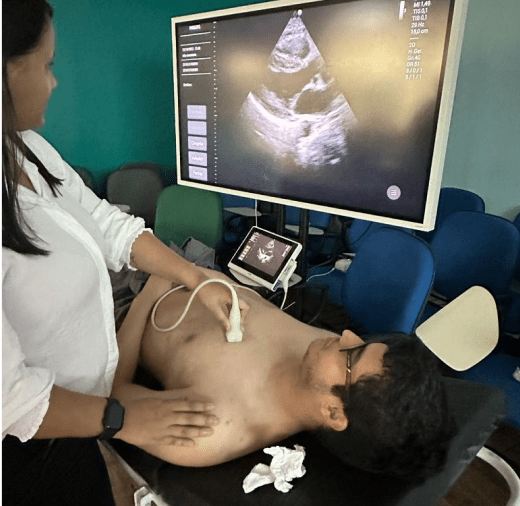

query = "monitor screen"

[{"left": 172, "top": 0, "right": 468, "bottom": 231}]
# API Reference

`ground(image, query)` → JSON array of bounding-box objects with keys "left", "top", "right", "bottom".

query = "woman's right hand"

[{"left": 115, "top": 396, "right": 219, "bottom": 447}]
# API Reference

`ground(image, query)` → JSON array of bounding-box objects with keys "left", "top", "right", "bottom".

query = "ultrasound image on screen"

[
  {"left": 239, "top": 11, "right": 358, "bottom": 172},
  {"left": 175, "top": 0, "right": 455, "bottom": 224}
]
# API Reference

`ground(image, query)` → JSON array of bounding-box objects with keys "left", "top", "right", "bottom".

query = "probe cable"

[{"left": 151, "top": 278, "right": 258, "bottom": 333}]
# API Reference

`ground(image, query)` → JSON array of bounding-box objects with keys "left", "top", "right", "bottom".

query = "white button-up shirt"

[{"left": 3, "top": 131, "right": 147, "bottom": 441}]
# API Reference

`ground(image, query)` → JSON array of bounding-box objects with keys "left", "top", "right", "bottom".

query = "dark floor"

[{"left": 436, "top": 422, "right": 520, "bottom": 506}]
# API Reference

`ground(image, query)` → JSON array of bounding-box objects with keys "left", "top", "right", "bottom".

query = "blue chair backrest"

[
  {"left": 347, "top": 219, "right": 412, "bottom": 253},
  {"left": 418, "top": 187, "right": 485, "bottom": 243},
  {"left": 340, "top": 227, "right": 435, "bottom": 334},
  {"left": 221, "top": 194, "right": 257, "bottom": 209},
  {"left": 430, "top": 211, "right": 520, "bottom": 300},
  {"left": 285, "top": 206, "right": 331, "bottom": 229}
]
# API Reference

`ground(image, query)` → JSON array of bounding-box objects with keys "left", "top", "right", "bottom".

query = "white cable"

[
  {"left": 477, "top": 447, "right": 520, "bottom": 506},
  {"left": 305, "top": 267, "right": 336, "bottom": 283},
  {"left": 283, "top": 301, "right": 296, "bottom": 312},
  {"left": 312, "top": 257, "right": 338, "bottom": 269},
  {"left": 151, "top": 285, "right": 191, "bottom": 332},
  {"left": 151, "top": 278, "right": 258, "bottom": 336},
  {"left": 280, "top": 278, "right": 290, "bottom": 311}
]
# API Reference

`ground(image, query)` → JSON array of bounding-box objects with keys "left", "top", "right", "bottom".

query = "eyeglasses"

[{"left": 339, "top": 343, "right": 368, "bottom": 397}]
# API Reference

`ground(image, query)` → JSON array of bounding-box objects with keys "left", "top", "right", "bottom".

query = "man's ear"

[{"left": 320, "top": 395, "right": 348, "bottom": 432}]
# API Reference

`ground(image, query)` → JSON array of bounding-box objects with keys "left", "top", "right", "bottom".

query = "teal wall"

[
  {"left": 41, "top": 0, "right": 260, "bottom": 190},
  {"left": 41, "top": 0, "right": 520, "bottom": 219},
  {"left": 441, "top": 0, "right": 520, "bottom": 220}
]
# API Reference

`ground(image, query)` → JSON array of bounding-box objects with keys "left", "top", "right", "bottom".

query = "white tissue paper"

[{"left": 243, "top": 444, "right": 306, "bottom": 494}]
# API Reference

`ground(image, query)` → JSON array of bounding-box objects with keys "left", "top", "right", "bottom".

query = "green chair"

[{"left": 154, "top": 185, "right": 223, "bottom": 249}]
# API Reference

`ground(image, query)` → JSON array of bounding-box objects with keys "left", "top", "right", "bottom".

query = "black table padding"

[{"left": 111, "top": 378, "right": 506, "bottom": 506}]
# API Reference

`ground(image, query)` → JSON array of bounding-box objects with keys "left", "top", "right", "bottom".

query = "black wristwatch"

[{"left": 98, "top": 397, "right": 125, "bottom": 440}]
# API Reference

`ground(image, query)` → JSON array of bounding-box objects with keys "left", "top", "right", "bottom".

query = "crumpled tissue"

[{"left": 243, "top": 445, "right": 306, "bottom": 494}]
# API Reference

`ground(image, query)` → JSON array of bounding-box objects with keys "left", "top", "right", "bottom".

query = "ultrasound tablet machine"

[{"left": 228, "top": 227, "right": 302, "bottom": 292}]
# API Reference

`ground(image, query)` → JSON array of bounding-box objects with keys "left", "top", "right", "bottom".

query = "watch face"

[{"left": 100, "top": 398, "right": 125, "bottom": 439}]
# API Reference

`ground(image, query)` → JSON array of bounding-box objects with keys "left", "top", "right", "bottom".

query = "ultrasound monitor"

[
  {"left": 172, "top": 0, "right": 468, "bottom": 231},
  {"left": 228, "top": 227, "right": 302, "bottom": 290}
]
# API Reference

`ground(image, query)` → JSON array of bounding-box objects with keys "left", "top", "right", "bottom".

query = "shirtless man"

[{"left": 113, "top": 269, "right": 453, "bottom": 481}]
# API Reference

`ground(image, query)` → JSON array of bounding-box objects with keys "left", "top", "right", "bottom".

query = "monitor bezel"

[{"left": 172, "top": 0, "right": 469, "bottom": 232}]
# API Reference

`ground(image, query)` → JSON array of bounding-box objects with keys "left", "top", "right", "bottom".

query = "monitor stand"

[{"left": 273, "top": 204, "right": 310, "bottom": 279}]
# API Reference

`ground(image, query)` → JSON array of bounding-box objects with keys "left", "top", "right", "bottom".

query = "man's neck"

[{"left": 267, "top": 352, "right": 324, "bottom": 434}]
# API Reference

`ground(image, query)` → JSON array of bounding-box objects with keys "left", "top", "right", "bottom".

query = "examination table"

[{"left": 108, "top": 377, "right": 507, "bottom": 506}]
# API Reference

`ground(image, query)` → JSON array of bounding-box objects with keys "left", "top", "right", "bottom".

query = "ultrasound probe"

[{"left": 151, "top": 278, "right": 257, "bottom": 342}]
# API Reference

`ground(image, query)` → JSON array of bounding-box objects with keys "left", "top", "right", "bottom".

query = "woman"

[{"left": 2, "top": 1, "right": 247, "bottom": 504}]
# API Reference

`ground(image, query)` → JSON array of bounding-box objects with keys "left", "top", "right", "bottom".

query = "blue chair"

[
  {"left": 416, "top": 287, "right": 520, "bottom": 495},
  {"left": 417, "top": 187, "right": 485, "bottom": 244},
  {"left": 460, "top": 354, "right": 520, "bottom": 429},
  {"left": 221, "top": 194, "right": 258, "bottom": 217},
  {"left": 422, "top": 211, "right": 520, "bottom": 322},
  {"left": 284, "top": 206, "right": 331, "bottom": 235},
  {"left": 309, "top": 227, "right": 435, "bottom": 334},
  {"left": 345, "top": 218, "right": 413, "bottom": 254},
  {"left": 502, "top": 212, "right": 520, "bottom": 337},
  {"left": 283, "top": 206, "right": 335, "bottom": 264}
]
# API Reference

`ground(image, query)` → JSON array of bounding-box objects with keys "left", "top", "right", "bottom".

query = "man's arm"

[{"left": 112, "top": 280, "right": 158, "bottom": 389}]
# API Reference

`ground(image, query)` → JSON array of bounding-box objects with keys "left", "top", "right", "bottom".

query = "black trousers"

[{"left": 2, "top": 435, "right": 116, "bottom": 506}]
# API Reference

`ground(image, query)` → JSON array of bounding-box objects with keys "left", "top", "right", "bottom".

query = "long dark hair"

[{"left": 2, "top": 0, "right": 62, "bottom": 255}]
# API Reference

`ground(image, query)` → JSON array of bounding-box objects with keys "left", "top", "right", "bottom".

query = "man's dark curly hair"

[{"left": 317, "top": 334, "right": 456, "bottom": 483}]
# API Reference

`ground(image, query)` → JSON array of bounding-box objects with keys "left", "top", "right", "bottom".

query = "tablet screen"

[{"left": 229, "top": 227, "right": 301, "bottom": 286}]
